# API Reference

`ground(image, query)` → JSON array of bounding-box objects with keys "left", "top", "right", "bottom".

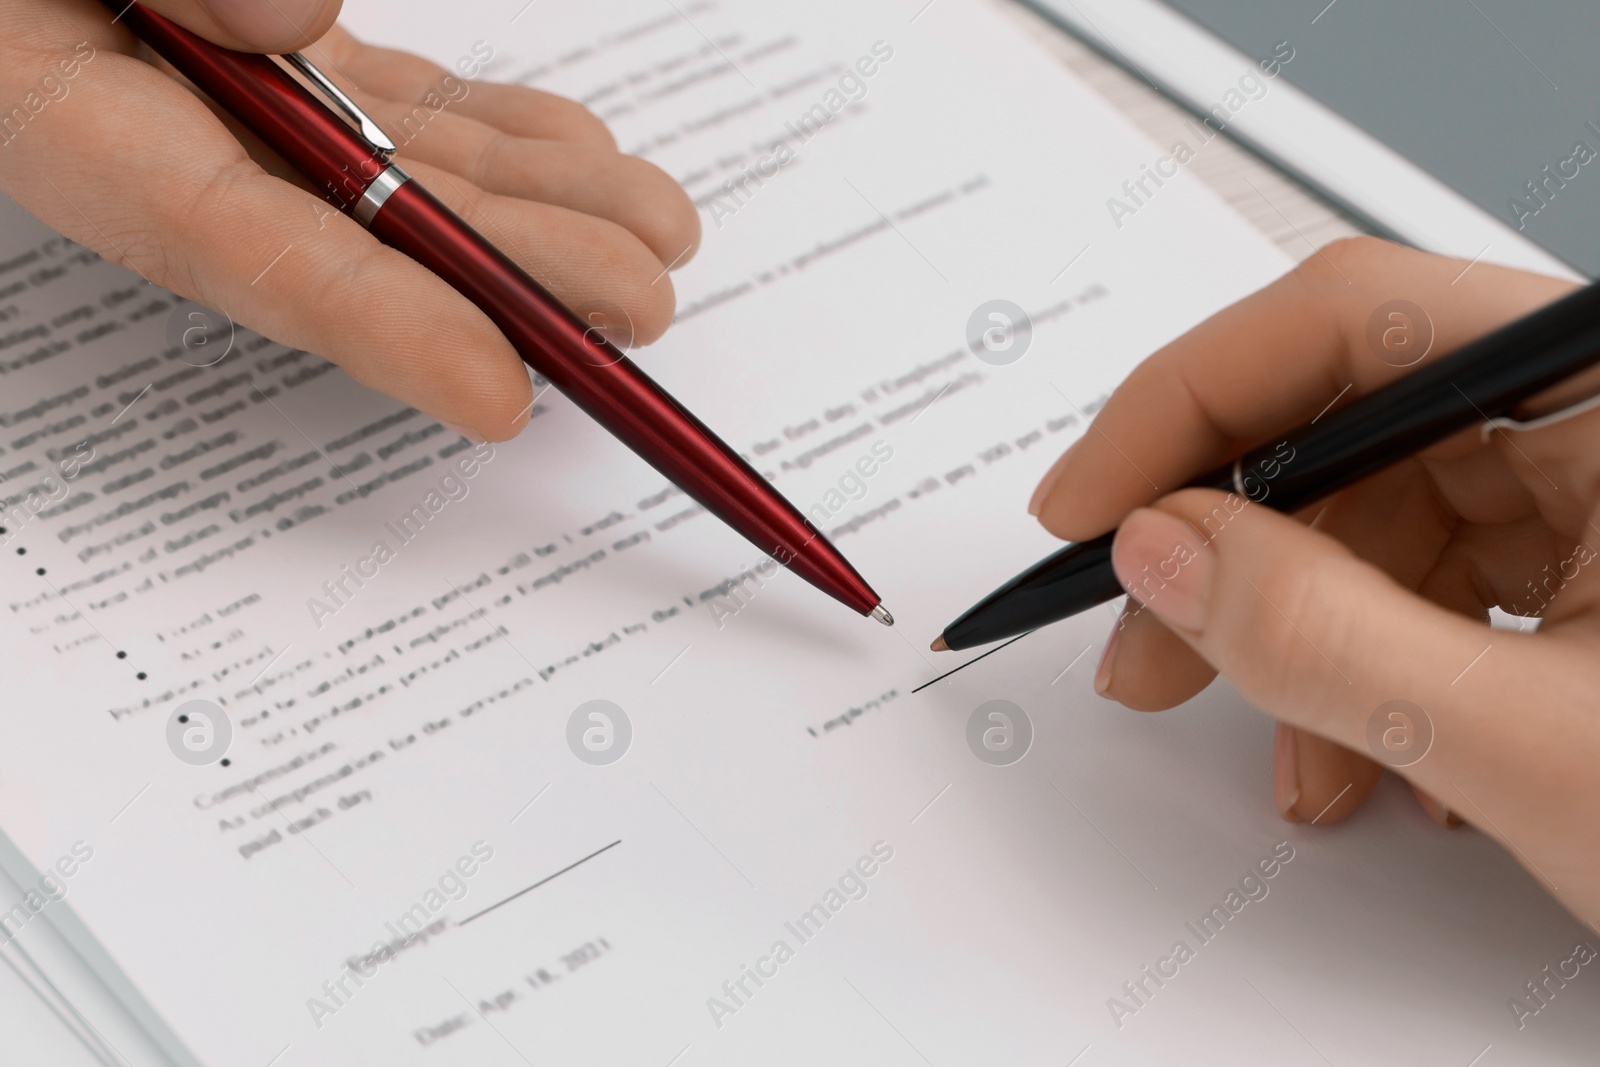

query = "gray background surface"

[{"left": 1163, "top": 0, "right": 1600, "bottom": 276}]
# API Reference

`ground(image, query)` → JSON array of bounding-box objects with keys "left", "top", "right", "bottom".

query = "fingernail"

[
  {"left": 1273, "top": 721, "right": 1301, "bottom": 819},
  {"left": 204, "top": 0, "right": 330, "bottom": 47},
  {"left": 1094, "top": 622, "right": 1121, "bottom": 696},
  {"left": 1414, "top": 788, "right": 1463, "bottom": 830},
  {"left": 1028, "top": 444, "right": 1078, "bottom": 517},
  {"left": 1110, "top": 508, "right": 1213, "bottom": 632}
]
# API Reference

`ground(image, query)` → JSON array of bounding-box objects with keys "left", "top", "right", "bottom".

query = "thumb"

[
  {"left": 135, "top": 0, "right": 343, "bottom": 53},
  {"left": 1107, "top": 489, "right": 1578, "bottom": 801}
]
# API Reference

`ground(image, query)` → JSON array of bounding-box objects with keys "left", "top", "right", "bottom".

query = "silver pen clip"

[
  {"left": 283, "top": 51, "right": 396, "bottom": 155},
  {"left": 1481, "top": 388, "right": 1600, "bottom": 441}
]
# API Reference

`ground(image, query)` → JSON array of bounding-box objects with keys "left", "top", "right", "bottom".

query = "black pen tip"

[{"left": 930, "top": 634, "right": 949, "bottom": 652}]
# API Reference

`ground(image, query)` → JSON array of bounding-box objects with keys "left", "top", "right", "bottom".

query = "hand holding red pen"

[
  {"left": 8, "top": 0, "right": 887, "bottom": 617},
  {"left": 0, "top": 0, "right": 701, "bottom": 441}
]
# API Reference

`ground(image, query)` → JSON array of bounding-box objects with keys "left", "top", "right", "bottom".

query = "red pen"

[{"left": 103, "top": 2, "right": 892, "bottom": 625}]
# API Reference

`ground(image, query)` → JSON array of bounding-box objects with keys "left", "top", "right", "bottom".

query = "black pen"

[{"left": 933, "top": 280, "right": 1600, "bottom": 652}]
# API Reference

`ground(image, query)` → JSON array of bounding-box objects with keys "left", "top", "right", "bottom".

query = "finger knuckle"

[
  {"left": 1320, "top": 234, "right": 1392, "bottom": 271},
  {"left": 1292, "top": 234, "right": 1394, "bottom": 291}
]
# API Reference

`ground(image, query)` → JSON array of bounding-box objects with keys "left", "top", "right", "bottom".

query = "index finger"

[{"left": 1033, "top": 237, "right": 1575, "bottom": 542}]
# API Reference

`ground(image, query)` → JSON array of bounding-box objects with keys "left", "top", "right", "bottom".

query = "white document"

[{"left": 0, "top": 1, "right": 1594, "bottom": 1064}]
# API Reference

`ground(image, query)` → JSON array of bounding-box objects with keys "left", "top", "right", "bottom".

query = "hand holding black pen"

[
  {"left": 935, "top": 238, "right": 1600, "bottom": 926},
  {"left": 935, "top": 245, "right": 1600, "bottom": 652}
]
